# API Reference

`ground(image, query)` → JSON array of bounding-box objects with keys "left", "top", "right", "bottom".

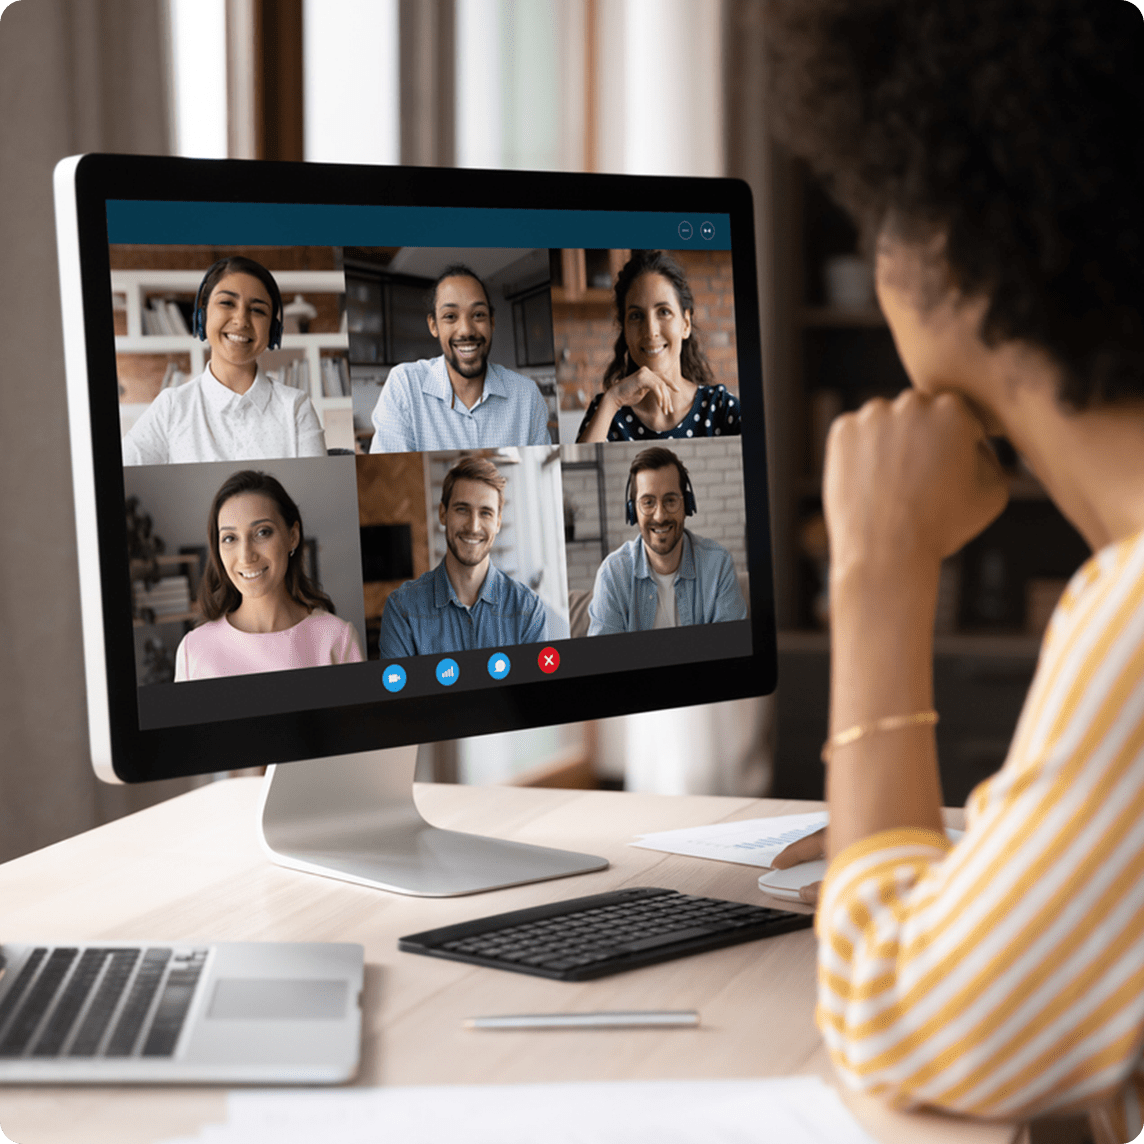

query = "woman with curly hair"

[
  {"left": 764, "top": 2, "right": 1144, "bottom": 1139},
  {"left": 175, "top": 470, "right": 363, "bottom": 680},
  {"left": 575, "top": 250, "right": 741, "bottom": 442}
]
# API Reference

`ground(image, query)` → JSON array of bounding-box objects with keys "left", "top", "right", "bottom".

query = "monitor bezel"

[{"left": 58, "top": 153, "right": 777, "bottom": 784}]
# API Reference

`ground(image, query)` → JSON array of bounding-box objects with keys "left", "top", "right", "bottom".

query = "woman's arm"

[
  {"left": 337, "top": 619, "right": 364, "bottom": 664},
  {"left": 173, "top": 632, "right": 191, "bottom": 682},
  {"left": 823, "top": 389, "right": 1006, "bottom": 854},
  {"left": 576, "top": 390, "right": 623, "bottom": 443},
  {"left": 817, "top": 539, "right": 1144, "bottom": 1127},
  {"left": 801, "top": 390, "right": 1144, "bottom": 1122},
  {"left": 294, "top": 393, "right": 328, "bottom": 457},
  {"left": 575, "top": 368, "right": 685, "bottom": 443},
  {"left": 121, "top": 390, "right": 172, "bottom": 466}
]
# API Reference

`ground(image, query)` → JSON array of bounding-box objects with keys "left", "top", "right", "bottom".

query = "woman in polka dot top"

[{"left": 576, "top": 250, "right": 741, "bottom": 443}]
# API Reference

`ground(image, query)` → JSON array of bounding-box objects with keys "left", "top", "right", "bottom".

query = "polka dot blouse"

[{"left": 577, "top": 384, "right": 741, "bottom": 442}]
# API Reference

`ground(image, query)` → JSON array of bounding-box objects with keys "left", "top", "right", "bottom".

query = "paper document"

[
  {"left": 632, "top": 812, "right": 828, "bottom": 868},
  {"left": 160, "top": 1076, "right": 882, "bottom": 1144}
]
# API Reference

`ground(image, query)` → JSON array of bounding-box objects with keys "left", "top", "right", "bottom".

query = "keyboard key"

[
  {"left": 0, "top": 949, "right": 76, "bottom": 1057},
  {"left": 141, "top": 960, "right": 205, "bottom": 1057},
  {"left": 0, "top": 948, "right": 47, "bottom": 1048},
  {"left": 104, "top": 949, "right": 170, "bottom": 1057},
  {"left": 31, "top": 949, "right": 109, "bottom": 1057},
  {"left": 69, "top": 949, "right": 140, "bottom": 1057}
]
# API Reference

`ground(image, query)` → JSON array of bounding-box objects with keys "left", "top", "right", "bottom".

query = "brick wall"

[{"left": 553, "top": 249, "right": 739, "bottom": 416}]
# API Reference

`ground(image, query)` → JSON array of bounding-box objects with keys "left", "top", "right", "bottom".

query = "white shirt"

[
  {"left": 369, "top": 356, "right": 552, "bottom": 453},
  {"left": 650, "top": 566, "right": 679, "bottom": 629},
  {"left": 122, "top": 364, "right": 327, "bottom": 465}
]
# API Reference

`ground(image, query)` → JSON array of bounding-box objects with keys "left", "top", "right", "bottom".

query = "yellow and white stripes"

[{"left": 816, "top": 529, "right": 1144, "bottom": 1141}]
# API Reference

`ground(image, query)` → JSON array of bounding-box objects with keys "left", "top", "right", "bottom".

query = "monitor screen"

[{"left": 55, "top": 155, "right": 775, "bottom": 796}]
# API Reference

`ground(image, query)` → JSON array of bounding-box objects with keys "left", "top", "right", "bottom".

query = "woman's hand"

[
  {"left": 770, "top": 828, "right": 826, "bottom": 906},
  {"left": 610, "top": 366, "right": 684, "bottom": 417},
  {"left": 576, "top": 367, "right": 685, "bottom": 442},
  {"left": 824, "top": 389, "right": 1009, "bottom": 586}
]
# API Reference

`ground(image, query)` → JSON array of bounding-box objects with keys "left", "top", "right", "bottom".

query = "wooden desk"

[{"left": 0, "top": 780, "right": 1025, "bottom": 1144}]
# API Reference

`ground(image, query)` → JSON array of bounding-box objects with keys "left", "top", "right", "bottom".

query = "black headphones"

[
  {"left": 193, "top": 259, "right": 284, "bottom": 351},
  {"left": 625, "top": 456, "right": 698, "bottom": 526}
]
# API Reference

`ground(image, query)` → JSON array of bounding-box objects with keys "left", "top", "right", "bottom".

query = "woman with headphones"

[{"left": 122, "top": 256, "right": 327, "bottom": 465}]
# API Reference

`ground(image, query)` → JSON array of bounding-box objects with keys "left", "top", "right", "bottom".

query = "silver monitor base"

[{"left": 256, "top": 746, "right": 609, "bottom": 897}]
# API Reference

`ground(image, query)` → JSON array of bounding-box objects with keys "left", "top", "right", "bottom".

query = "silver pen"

[{"left": 463, "top": 1010, "right": 699, "bottom": 1030}]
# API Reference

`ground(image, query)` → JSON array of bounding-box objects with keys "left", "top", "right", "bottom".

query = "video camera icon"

[{"left": 382, "top": 664, "right": 407, "bottom": 693}]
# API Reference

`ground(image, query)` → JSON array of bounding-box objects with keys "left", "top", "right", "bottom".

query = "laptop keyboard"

[
  {"left": 399, "top": 886, "right": 814, "bottom": 981},
  {"left": 0, "top": 946, "right": 207, "bottom": 1059}
]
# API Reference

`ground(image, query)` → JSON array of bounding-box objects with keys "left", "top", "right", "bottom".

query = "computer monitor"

[{"left": 54, "top": 154, "right": 776, "bottom": 897}]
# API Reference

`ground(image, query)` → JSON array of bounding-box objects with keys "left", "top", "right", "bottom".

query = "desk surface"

[{"left": 0, "top": 779, "right": 1024, "bottom": 1144}]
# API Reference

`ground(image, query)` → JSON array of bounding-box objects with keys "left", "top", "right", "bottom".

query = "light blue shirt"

[
  {"left": 587, "top": 531, "right": 747, "bottom": 636},
  {"left": 379, "top": 560, "right": 548, "bottom": 658},
  {"left": 369, "top": 356, "right": 552, "bottom": 453}
]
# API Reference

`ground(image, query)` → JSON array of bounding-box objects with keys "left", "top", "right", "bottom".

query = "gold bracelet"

[{"left": 820, "top": 710, "right": 939, "bottom": 764}]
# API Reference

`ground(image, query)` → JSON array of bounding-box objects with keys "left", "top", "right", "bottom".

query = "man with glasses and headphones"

[{"left": 587, "top": 446, "right": 746, "bottom": 635}]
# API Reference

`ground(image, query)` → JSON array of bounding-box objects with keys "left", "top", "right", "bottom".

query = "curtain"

[{"left": 0, "top": 0, "right": 199, "bottom": 864}]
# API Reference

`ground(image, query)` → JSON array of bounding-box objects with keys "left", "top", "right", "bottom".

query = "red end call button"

[{"left": 538, "top": 647, "right": 560, "bottom": 674}]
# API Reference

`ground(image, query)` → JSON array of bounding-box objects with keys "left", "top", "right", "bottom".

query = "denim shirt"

[
  {"left": 586, "top": 531, "right": 747, "bottom": 635},
  {"left": 378, "top": 560, "right": 548, "bottom": 658}
]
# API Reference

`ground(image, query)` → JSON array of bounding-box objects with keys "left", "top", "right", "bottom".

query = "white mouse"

[{"left": 758, "top": 829, "right": 964, "bottom": 901}]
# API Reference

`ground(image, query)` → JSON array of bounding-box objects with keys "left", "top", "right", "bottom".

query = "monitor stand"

[{"left": 256, "top": 746, "right": 609, "bottom": 896}]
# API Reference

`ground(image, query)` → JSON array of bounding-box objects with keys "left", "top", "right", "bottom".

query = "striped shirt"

[{"left": 817, "top": 526, "right": 1144, "bottom": 1141}]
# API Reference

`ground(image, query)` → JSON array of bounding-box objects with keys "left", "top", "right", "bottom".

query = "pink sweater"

[{"left": 174, "top": 611, "right": 364, "bottom": 681}]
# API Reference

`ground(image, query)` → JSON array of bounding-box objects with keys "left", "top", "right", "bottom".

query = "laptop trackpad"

[{"left": 208, "top": 978, "right": 348, "bottom": 1020}]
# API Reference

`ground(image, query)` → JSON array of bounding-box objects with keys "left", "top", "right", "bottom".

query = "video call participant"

[
  {"left": 122, "top": 257, "right": 328, "bottom": 465},
  {"left": 369, "top": 265, "right": 552, "bottom": 452},
  {"left": 587, "top": 447, "right": 746, "bottom": 635},
  {"left": 377, "top": 456, "right": 547, "bottom": 657},
  {"left": 576, "top": 250, "right": 741, "bottom": 443},
  {"left": 174, "top": 470, "right": 363, "bottom": 681}
]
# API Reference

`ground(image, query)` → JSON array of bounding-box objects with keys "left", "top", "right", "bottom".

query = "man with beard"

[
  {"left": 369, "top": 265, "right": 552, "bottom": 452},
  {"left": 378, "top": 456, "right": 548, "bottom": 657},
  {"left": 588, "top": 447, "right": 746, "bottom": 635}
]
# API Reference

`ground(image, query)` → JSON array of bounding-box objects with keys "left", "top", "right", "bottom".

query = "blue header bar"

[{"left": 106, "top": 201, "right": 733, "bottom": 250}]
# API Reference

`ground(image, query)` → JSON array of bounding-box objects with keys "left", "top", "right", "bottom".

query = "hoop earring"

[{"left": 289, "top": 548, "right": 296, "bottom": 558}]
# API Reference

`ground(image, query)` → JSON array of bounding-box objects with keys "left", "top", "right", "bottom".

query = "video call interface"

[{"left": 109, "top": 202, "right": 753, "bottom": 730}]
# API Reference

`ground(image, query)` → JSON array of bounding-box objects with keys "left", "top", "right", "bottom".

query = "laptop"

[{"left": 0, "top": 940, "right": 363, "bottom": 1083}]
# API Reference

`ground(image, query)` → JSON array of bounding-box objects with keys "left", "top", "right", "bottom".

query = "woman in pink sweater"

[{"left": 175, "top": 470, "right": 363, "bottom": 681}]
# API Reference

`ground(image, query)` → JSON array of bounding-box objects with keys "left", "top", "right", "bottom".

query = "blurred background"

[{"left": 1, "top": 0, "right": 1069, "bottom": 861}]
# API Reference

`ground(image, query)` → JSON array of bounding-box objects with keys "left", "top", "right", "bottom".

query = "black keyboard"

[
  {"left": 399, "top": 887, "right": 814, "bottom": 981},
  {"left": 0, "top": 946, "right": 207, "bottom": 1059}
]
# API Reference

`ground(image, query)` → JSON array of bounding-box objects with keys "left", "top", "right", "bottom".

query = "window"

[{"left": 166, "top": 0, "right": 228, "bottom": 159}]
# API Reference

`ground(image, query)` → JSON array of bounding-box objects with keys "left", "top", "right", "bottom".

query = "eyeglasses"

[{"left": 636, "top": 493, "right": 683, "bottom": 514}]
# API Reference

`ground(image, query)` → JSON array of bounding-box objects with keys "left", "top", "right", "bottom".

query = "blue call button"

[
  {"left": 435, "top": 658, "right": 460, "bottom": 687},
  {"left": 382, "top": 664, "right": 407, "bottom": 693},
  {"left": 487, "top": 652, "right": 511, "bottom": 680}
]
